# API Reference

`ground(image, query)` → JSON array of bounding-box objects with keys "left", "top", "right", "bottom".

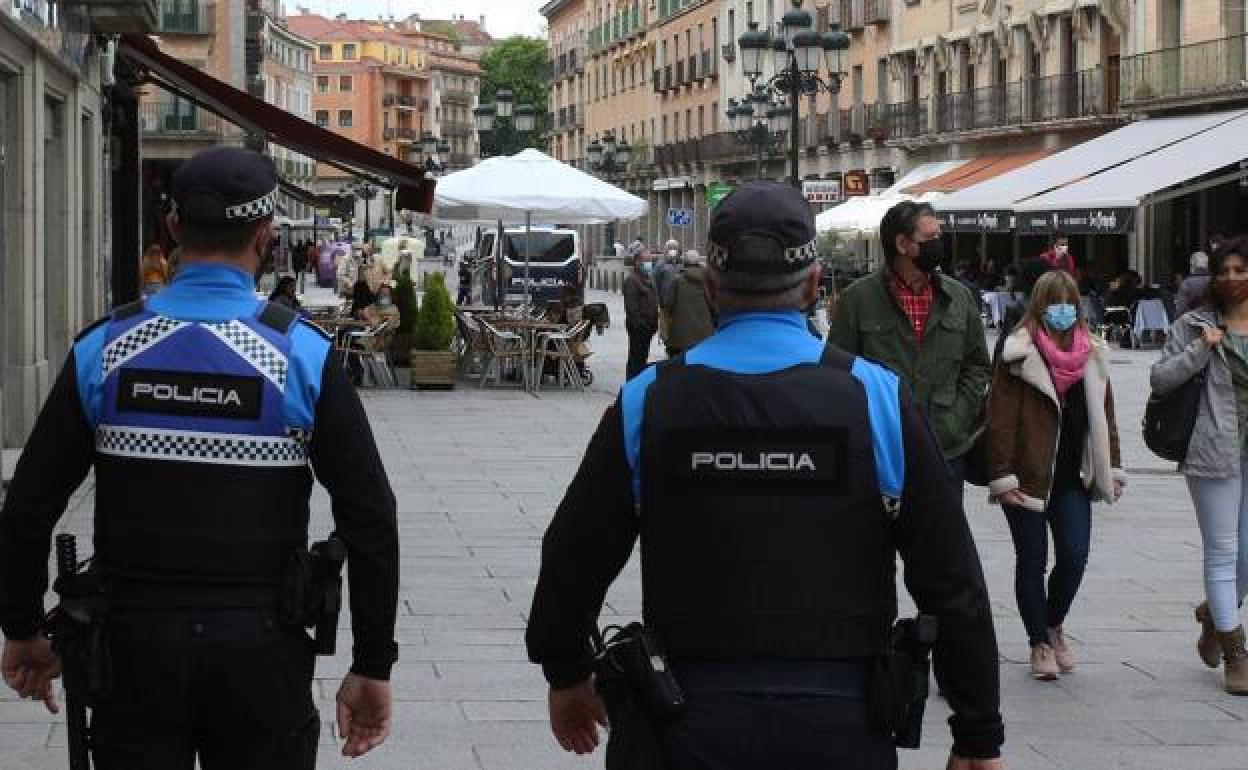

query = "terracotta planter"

[{"left": 409, "top": 350, "right": 458, "bottom": 388}]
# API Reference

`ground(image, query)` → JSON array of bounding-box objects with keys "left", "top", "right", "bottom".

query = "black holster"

[
  {"left": 868, "top": 614, "right": 938, "bottom": 749},
  {"left": 593, "top": 623, "right": 686, "bottom": 770},
  {"left": 278, "top": 535, "right": 346, "bottom": 655},
  {"left": 45, "top": 534, "right": 112, "bottom": 770}
]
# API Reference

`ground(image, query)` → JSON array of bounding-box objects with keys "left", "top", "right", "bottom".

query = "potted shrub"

[
  {"left": 409, "top": 272, "right": 458, "bottom": 388},
  {"left": 390, "top": 267, "right": 418, "bottom": 367}
]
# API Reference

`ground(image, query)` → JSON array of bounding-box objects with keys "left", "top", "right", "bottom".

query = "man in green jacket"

[{"left": 829, "top": 201, "right": 990, "bottom": 482}]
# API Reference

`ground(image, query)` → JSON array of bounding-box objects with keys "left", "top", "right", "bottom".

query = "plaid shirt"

[{"left": 889, "top": 271, "right": 934, "bottom": 346}]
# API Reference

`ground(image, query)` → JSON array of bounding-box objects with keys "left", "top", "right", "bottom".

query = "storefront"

[{"left": 935, "top": 109, "right": 1248, "bottom": 285}]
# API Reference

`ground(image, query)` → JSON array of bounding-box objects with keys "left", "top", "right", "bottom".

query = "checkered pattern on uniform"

[
  {"left": 96, "top": 425, "right": 308, "bottom": 467},
  {"left": 224, "top": 188, "right": 278, "bottom": 221},
  {"left": 102, "top": 317, "right": 191, "bottom": 378},
  {"left": 707, "top": 238, "right": 818, "bottom": 272},
  {"left": 202, "top": 320, "right": 288, "bottom": 389}
]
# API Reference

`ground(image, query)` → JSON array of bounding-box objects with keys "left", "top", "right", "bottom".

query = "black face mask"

[{"left": 913, "top": 238, "right": 944, "bottom": 273}]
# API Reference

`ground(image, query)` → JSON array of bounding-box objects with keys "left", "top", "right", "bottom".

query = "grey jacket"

[{"left": 1150, "top": 308, "right": 1241, "bottom": 477}]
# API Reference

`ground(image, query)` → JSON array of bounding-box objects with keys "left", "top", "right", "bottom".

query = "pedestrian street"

[{"left": 0, "top": 287, "right": 1243, "bottom": 770}]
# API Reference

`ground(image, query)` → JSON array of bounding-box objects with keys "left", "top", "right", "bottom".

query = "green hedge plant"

[{"left": 414, "top": 272, "right": 455, "bottom": 351}]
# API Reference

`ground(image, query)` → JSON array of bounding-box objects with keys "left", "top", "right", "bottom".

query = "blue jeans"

[
  {"left": 1002, "top": 487, "right": 1093, "bottom": 646},
  {"left": 1186, "top": 459, "right": 1248, "bottom": 631}
]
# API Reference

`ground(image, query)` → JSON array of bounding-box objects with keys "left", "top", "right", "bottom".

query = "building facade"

[
  {"left": 1, "top": 3, "right": 111, "bottom": 449},
  {"left": 249, "top": 0, "right": 317, "bottom": 220},
  {"left": 2, "top": 0, "right": 156, "bottom": 453},
  {"left": 542, "top": 0, "right": 1196, "bottom": 274}
]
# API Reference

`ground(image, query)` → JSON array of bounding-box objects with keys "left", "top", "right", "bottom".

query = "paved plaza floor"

[{"left": 1, "top": 284, "right": 1245, "bottom": 770}]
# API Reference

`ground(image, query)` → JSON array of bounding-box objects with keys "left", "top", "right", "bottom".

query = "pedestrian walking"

[
  {"left": 664, "top": 251, "right": 716, "bottom": 356},
  {"left": 457, "top": 259, "right": 474, "bottom": 306},
  {"left": 1176, "top": 250, "right": 1212, "bottom": 316},
  {"left": 987, "top": 270, "right": 1125, "bottom": 680},
  {"left": 292, "top": 239, "right": 309, "bottom": 293},
  {"left": 1038, "top": 235, "right": 1077, "bottom": 275},
  {"left": 828, "top": 200, "right": 991, "bottom": 483},
  {"left": 526, "top": 181, "right": 1004, "bottom": 770},
  {"left": 623, "top": 251, "right": 659, "bottom": 379},
  {"left": 1151, "top": 235, "right": 1248, "bottom": 695},
  {"left": 0, "top": 147, "right": 399, "bottom": 768}
]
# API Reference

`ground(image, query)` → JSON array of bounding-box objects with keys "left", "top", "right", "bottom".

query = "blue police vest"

[
  {"left": 73, "top": 277, "right": 330, "bottom": 587},
  {"left": 94, "top": 302, "right": 306, "bottom": 467},
  {"left": 619, "top": 311, "right": 907, "bottom": 660}
]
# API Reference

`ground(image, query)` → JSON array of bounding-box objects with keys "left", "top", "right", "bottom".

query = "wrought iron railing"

[
  {"left": 139, "top": 102, "right": 223, "bottom": 135},
  {"left": 159, "top": 0, "right": 212, "bottom": 34},
  {"left": 1120, "top": 33, "right": 1248, "bottom": 106}
]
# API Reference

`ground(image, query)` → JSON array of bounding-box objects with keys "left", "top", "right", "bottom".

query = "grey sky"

[{"left": 301, "top": 0, "right": 548, "bottom": 38}]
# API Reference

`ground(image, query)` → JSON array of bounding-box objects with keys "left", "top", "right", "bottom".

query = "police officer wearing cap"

[
  {"left": 526, "top": 181, "right": 1005, "bottom": 770},
  {"left": 0, "top": 147, "right": 399, "bottom": 768}
]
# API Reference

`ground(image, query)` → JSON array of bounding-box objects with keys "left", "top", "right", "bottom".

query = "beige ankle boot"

[
  {"left": 1215, "top": 627, "right": 1248, "bottom": 695},
  {"left": 1048, "top": 627, "right": 1075, "bottom": 672},
  {"left": 1196, "top": 602, "right": 1222, "bottom": 668}
]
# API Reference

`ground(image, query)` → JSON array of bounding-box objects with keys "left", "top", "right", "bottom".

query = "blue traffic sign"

[{"left": 667, "top": 207, "right": 693, "bottom": 227}]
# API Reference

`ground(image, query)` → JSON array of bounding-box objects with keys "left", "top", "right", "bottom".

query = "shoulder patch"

[
  {"left": 296, "top": 317, "right": 332, "bottom": 342},
  {"left": 74, "top": 315, "right": 111, "bottom": 343}
]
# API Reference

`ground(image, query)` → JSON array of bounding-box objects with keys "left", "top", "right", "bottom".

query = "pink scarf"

[{"left": 1030, "top": 324, "right": 1091, "bottom": 401}]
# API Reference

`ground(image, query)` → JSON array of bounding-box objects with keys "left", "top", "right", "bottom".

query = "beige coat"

[{"left": 986, "top": 326, "right": 1125, "bottom": 511}]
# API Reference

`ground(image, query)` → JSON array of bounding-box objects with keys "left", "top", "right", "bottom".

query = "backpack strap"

[
  {"left": 111, "top": 299, "right": 146, "bottom": 322},
  {"left": 257, "top": 301, "right": 299, "bottom": 334},
  {"left": 818, "top": 343, "right": 855, "bottom": 371}
]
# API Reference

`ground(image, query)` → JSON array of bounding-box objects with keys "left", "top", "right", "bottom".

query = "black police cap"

[
  {"left": 707, "top": 181, "right": 817, "bottom": 276},
  {"left": 171, "top": 147, "right": 279, "bottom": 225}
]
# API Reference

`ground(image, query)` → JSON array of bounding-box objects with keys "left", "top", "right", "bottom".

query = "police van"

[{"left": 478, "top": 227, "right": 584, "bottom": 306}]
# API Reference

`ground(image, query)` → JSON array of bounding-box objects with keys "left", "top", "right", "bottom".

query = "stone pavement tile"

[
  {"left": 1128, "top": 719, "right": 1248, "bottom": 746},
  {"left": 315, "top": 743, "right": 481, "bottom": 770},
  {"left": 399, "top": 643, "right": 529, "bottom": 662},
  {"left": 1033, "top": 743, "right": 1248, "bottom": 769},
  {"left": 459, "top": 700, "right": 547, "bottom": 721},
  {"left": 473, "top": 742, "right": 604, "bottom": 770},
  {"left": 0, "top": 702, "right": 61, "bottom": 724}
]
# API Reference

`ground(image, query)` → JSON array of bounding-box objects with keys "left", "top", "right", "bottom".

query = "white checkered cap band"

[
  {"left": 224, "top": 186, "right": 279, "bottom": 221},
  {"left": 707, "top": 238, "right": 819, "bottom": 272},
  {"left": 96, "top": 425, "right": 308, "bottom": 468}
]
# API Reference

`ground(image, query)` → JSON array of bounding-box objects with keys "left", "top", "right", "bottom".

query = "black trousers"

[
  {"left": 657, "top": 692, "right": 896, "bottom": 770},
  {"left": 90, "top": 609, "right": 318, "bottom": 770},
  {"left": 655, "top": 663, "right": 896, "bottom": 770},
  {"left": 626, "top": 328, "right": 655, "bottom": 380}
]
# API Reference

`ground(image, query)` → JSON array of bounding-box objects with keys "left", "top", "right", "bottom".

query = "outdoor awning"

[
  {"left": 1015, "top": 110, "right": 1248, "bottom": 233},
  {"left": 117, "top": 34, "right": 435, "bottom": 213},
  {"left": 277, "top": 178, "right": 352, "bottom": 218},
  {"left": 937, "top": 110, "right": 1246, "bottom": 214},
  {"left": 902, "top": 151, "right": 1051, "bottom": 195}
]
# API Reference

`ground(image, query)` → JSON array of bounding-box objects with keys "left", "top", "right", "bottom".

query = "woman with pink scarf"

[{"left": 986, "top": 270, "right": 1125, "bottom": 681}]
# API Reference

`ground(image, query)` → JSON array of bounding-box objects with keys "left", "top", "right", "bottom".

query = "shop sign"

[
  {"left": 1017, "top": 208, "right": 1136, "bottom": 235},
  {"left": 706, "top": 182, "right": 735, "bottom": 208},
  {"left": 803, "top": 179, "right": 842, "bottom": 204},
  {"left": 843, "top": 170, "right": 870, "bottom": 197},
  {"left": 937, "top": 209, "right": 1015, "bottom": 233}
]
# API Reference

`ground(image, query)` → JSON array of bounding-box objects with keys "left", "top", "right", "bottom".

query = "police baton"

[{"left": 54, "top": 534, "right": 91, "bottom": 770}]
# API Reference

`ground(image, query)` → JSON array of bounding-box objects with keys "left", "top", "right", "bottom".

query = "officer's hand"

[
  {"left": 947, "top": 754, "right": 1005, "bottom": 770},
  {"left": 549, "top": 678, "right": 608, "bottom": 755},
  {"left": 335, "top": 673, "right": 391, "bottom": 758},
  {"left": 1, "top": 637, "right": 61, "bottom": 713}
]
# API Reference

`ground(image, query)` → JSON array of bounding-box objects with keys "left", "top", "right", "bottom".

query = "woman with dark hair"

[
  {"left": 988, "top": 270, "right": 1124, "bottom": 680},
  {"left": 1153, "top": 235, "right": 1248, "bottom": 695}
]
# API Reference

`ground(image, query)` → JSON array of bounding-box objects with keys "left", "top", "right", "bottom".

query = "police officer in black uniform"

[
  {"left": 0, "top": 147, "right": 399, "bottom": 768},
  {"left": 526, "top": 181, "right": 1005, "bottom": 770}
]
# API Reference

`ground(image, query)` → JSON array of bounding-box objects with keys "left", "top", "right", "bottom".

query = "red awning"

[
  {"left": 902, "top": 151, "right": 1052, "bottom": 196},
  {"left": 118, "top": 34, "right": 435, "bottom": 213}
]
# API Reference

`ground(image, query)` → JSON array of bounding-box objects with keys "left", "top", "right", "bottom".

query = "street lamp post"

[
  {"left": 736, "top": 0, "right": 848, "bottom": 187},
  {"left": 586, "top": 131, "right": 633, "bottom": 257},
  {"left": 472, "top": 88, "right": 543, "bottom": 308},
  {"left": 340, "top": 180, "right": 379, "bottom": 241}
]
